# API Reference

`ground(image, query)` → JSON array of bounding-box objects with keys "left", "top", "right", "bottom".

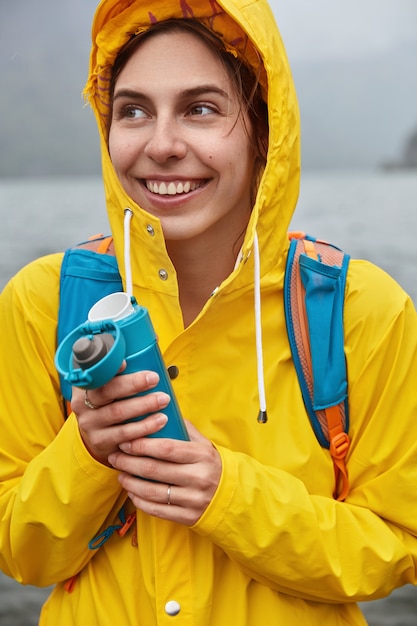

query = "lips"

[{"left": 145, "top": 180, "right": 205, "bottom": 196}]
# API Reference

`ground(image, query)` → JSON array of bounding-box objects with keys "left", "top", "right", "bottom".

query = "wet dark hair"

[{"left": 108, "top": 19, "right": 269, "bottom": 201}]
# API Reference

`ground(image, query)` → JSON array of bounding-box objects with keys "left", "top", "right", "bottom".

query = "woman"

[{"left": 1, "top": 0, "right": 417, "bottom": 624}]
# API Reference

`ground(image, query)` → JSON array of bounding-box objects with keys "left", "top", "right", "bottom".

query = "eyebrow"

[
  {"left": 179, "top": 85, "right": 230, "bottom": 100},
  {"left": 112, "top": 84, "right": 231, "bottom": 102}
]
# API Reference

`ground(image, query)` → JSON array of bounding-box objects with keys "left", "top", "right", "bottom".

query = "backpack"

[
  {"left": 285, "top": 232, "right": 350, "bottom": 501},
  {"left": 57, "top": 235, "right": 123, "bottom": 405},
  {"left": 58, "top": 232, "right": 351, "bottom": 501}
]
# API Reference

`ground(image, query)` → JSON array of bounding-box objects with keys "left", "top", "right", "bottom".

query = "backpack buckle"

[{"left": 330, "top": 432, "right": 350, "bottom": 459}]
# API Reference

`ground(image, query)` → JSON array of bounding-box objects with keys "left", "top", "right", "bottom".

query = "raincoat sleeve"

[
  {"left": 0, "top": 255, "right": 125, "bottom": 587},
  {"left": 194, "top": 260, "right": 417, "bottom": 603}
]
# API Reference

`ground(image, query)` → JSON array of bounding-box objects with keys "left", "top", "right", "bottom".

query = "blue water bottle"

[{"left": 55, "top": 292, "right": 189, "bottom": 441}]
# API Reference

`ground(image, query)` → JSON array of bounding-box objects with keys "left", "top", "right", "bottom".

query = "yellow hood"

[{"left": 84, "top": 0, "right": 300, "bottom": 291}]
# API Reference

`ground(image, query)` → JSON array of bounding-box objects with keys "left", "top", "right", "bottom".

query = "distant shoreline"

[{"left": 379, "top": 162, "right": 417, "bottom": 172}]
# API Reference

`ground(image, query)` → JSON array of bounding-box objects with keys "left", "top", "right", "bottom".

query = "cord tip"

[{"left": 257, "top": 410, "right": 268, "bottom": 424}]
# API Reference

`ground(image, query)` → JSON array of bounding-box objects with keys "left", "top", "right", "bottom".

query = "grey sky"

[
  {"left": 1, "top": 0, "right": 416, "bottom": 174},
  {"left": 270, "top": 0, "right": 417, "bottom": 61}
]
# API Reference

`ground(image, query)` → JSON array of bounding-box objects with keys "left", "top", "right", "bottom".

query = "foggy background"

[{"left": 1, "top": 0, "right": 416, "bottom": 177}]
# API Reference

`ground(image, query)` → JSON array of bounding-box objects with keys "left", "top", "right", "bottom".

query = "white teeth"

[{"left": 146, "top": 180, "right": 200, "bottom": 195}]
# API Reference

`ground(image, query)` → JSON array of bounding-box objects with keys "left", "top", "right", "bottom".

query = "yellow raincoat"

[{"left": 1, "top": 0, "right": 417, "bottom": 624}]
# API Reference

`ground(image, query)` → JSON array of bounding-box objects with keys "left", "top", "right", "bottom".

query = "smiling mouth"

[{"left": 145, "top": 180, "right": 205, "bottom": 196}]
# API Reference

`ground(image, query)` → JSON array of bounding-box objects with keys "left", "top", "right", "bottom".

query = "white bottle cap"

[{"left": 88, "top": 292, "right": 134, "bottom": 322}]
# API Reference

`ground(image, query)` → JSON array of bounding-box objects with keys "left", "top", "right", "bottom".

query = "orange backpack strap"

[
  {"left": 77, "top": 233, "right": 115, "bottom": 255},
  {"left": 285, "top": 232, "right": 351, "bottom": 500}
]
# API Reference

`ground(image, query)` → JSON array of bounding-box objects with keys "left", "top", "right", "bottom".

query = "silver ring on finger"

[
  {"left": 167, "top": 485, "right": 172, "bottom": 505},
  {"left": 84, "top": 389, "right": 100, "bottom": 410}
]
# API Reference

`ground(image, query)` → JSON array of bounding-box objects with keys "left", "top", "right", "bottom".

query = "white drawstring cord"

[
  {"left": 123, "top": 207, "right": 266, "bottom": 422},
  {"left": 253, "top": 232, "right": 268, "bottom": 423},
  {"left": 123, "top": 208, "right": 134, "bottom": 298}
]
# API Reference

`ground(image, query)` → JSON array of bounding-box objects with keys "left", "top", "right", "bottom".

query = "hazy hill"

[
  {"left": 1, "top": 1, "right": 416, "bottom": 176},
  {"left": 292, "top": 41, "right": 417, "bottom": 169}
]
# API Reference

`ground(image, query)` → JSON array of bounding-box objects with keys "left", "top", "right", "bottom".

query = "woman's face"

[{"left": 108, "top": 30, "right": 256, "bottom": 248}]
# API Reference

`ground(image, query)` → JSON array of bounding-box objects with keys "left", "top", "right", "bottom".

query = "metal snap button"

[
  {"left": 167, "top": 365, "right": 179, "bottom": 380},
  {"left": 158, "top": 269, "right": 168, "bottom": 281},
  {"left": 165, "top": 600, "right": 181, "bottom": 616}
]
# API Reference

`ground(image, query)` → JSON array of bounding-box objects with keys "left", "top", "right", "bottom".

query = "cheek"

[
  {"left": 108, "top": 131, "right": 132, "bottom": 171},
  {"left": 228, "top": 122, "right": 254, "bottom": 168},
  {"left": 230, "top": 139, "right": 256, "bottom": 181},
  {"left": 108, "top": 123, "right": 130, "bottom": 152}
]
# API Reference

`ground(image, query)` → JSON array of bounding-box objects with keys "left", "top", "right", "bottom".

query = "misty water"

[{"left": 1, "top": 171, "right": 417, "bottom": 625}]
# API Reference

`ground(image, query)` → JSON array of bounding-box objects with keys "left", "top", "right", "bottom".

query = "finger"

[
  {"left": 126, "top": 477, "right": 178, "bottom": 506},
  {"left": 117, "top": 435, "right": 191, "bottom": 463},
  {"left": 104, "top": 391, "right": 171, "bottom": 425},
  {"left": 120, "top": 476, "right": 208, "bottom": 526},
  {"left": 103, "top": 369, "right": 160, "bottom": 403},
  {"left": 78, "top": 410, "right": 169, "bottom": 464},
  {"left": 72, "top": 370, "right": 160, "bottom": 410},
  {"left": 121, "top": 475, "right": 183, "bottom": 509},
  {"left": 109, "top": 438, "right": 219, "bottom": 487},
  {"left": 73, "top": 387, "right": 170, "bottom": 428},
  {"left": 121, "top": 475, "right": 191, "bottom": 509},
  {"left": 128, "top": 492, "right": 196, "bottom": 524}
]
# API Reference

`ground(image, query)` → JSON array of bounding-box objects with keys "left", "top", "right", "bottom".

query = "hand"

[
  {"left": 108, "top": 421, "right": 222, "bottom": 526},
  {"left": 71, "top": 370, "right": 170, "bottom": 466}
]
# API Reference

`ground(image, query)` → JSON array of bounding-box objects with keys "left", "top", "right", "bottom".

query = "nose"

[{"left": 144, "top": 116, "right": 187, "bottom": 163}]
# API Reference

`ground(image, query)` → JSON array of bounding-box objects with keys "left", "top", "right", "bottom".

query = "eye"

[
  {"left": 122, "top": 105, "right": 148, "bottom": 119},
  {"left": 113, "top": 104, "right": 148, "bottom": 121},
  {"left": 188, "top": 103, "right": 217, "bottom": 116}
]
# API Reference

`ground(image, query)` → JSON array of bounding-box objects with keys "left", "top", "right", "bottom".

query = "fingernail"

[
  {"left": 119, "top": 442, "right": 131, "bottom": 453},
  {"left": 156, "top": 413, "right": 168, "bottom": 425},
  {"left": 157, "top": 392, "right": 171, "bottom": 407},
  {"left": 146, "top": 372, "right": 159, "bottom": 385}
]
